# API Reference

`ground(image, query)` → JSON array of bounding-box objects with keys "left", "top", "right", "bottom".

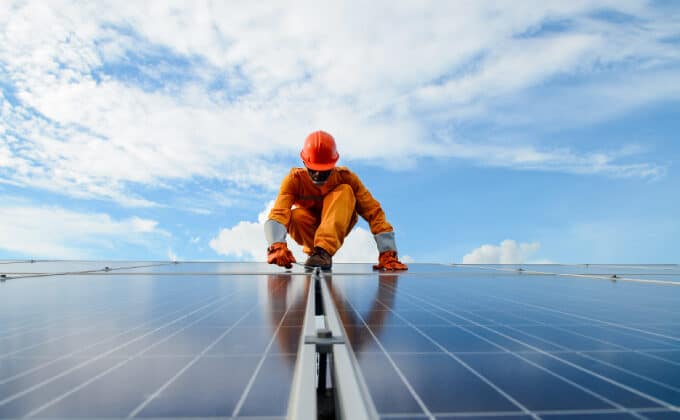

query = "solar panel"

[
  {"left": 0, "top": 265, "right": 307, "bottom": 418},
  {"left": 1, "top": 262, "right": 679, "bottom": 419},
  {"left": 327, "top": 266, "right": 680, "bottom": 418}
]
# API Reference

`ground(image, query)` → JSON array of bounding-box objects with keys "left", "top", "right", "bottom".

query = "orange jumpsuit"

[{"left": 268, "top": 167, "right": 393, "bottom": 255}]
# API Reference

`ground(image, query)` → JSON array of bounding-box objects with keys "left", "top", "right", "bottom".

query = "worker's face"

[{"left": 306, "top": 167, "right": 332, "bottom": 186}]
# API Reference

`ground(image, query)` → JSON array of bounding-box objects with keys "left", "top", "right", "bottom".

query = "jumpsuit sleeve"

[
  {"left": 349, "top": 172, "right": 393, "bottom": 235},
  {"left": 268, "top": 171, "right": 298, "bottom": 227}
]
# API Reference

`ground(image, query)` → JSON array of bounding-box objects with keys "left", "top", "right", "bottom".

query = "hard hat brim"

[{"left": 300, "top": 152, "right": 338, "bottom": 171}]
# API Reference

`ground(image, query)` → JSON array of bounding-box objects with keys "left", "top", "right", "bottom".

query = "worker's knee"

[
  {"left": 333, "top": 183, "right": 354, "bottom": 196},
  {"left": 326, "top": 183, "right": 356, "bottom": 206}
]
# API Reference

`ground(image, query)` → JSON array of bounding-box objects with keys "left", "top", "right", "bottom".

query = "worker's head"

[{"left": 301, "top": 130, "right": 338, "bottom": 186}]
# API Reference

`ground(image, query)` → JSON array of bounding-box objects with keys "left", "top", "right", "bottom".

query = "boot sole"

[{"left": 304, "top": 264, "right": 332, "bottom": 271}]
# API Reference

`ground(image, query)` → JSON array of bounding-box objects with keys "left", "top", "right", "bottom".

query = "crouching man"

[{"left": 264, "top": 130, "right": 408, "bottom": 271}]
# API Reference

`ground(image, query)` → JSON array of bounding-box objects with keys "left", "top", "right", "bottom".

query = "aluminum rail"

[
  {"left": 286, "top": 274, "right": 317, "bottom": 419},
  {"left": 286, "top": 268, "right": 378, "bottom": 420}
]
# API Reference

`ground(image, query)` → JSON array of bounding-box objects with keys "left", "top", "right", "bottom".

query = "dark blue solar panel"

[
  {"left": 327, "top": 266, "right": 680, "bottom": 418},
  {"left": 0, "top": 268, "right": 307, "bottom": 418},
  {"left": 2, "top": 262, "right": 680, "bottom": 419}
]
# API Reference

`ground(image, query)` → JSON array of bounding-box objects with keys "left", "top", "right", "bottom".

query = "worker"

[{"left": 264, "top": 130, "right": 408, "bottom": 271}]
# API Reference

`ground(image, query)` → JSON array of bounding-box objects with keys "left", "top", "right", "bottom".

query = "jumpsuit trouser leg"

[
  {"left": 287, "top": 184, "right": 357, "bottom": 256},
  {"left": 315, "top": 184, "right": 357, "bottom": 255},
  {"left": 288, "top": 207, "right": 319, "bottom": 256}
]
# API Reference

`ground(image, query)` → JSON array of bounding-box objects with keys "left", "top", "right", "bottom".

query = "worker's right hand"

[{"left": 267, "top": 242, "right": 296, "bottom": 269}]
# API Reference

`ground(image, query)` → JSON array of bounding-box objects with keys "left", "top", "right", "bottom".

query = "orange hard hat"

[{"left": 300, "top": 130, "right": 339, "bottom": 170}]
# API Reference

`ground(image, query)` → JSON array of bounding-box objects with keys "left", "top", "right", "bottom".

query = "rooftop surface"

[{"left": 1, "top": 262, "right": 679, "bottom": 419}]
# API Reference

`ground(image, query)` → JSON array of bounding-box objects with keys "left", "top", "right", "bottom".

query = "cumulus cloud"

[
  {"left": 1, "top": 1, "right": 677, "bottom": 207},
  {"left": 209, "top": 222, "right": 269, "bottom": 261},
  {"left": 209, "top": 201, "right": 396, "bottom": 262},
  {"left": 0, "top": 199, "right": 167, "bottom": 258},
  {"left": 462, "top": 240, "right": 542, "bottom": 264}
]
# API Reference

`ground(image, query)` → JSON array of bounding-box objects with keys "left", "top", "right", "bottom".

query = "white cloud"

[
  {"left": 131, "top": 217, "right": 158, "bottom": 233},
  {"left": 0, "top": 199, "right": 166, "bottom": 258},
  {"left": 333, "top": 227, "right": 379, "bottom": 263},
  {"left": 462, "top": 239, "right": 542, "bottom": 264},
  {"left": 414, "top": 33, "right": 600, "bottom": 108},
  {"left": 401, "top": 254, "right": 415, "bottom": 264},
  {"left": 430, "top": 141, "right": 665, "bottom": 179},
  {"left": 210, "top": 201, "right": 384, "bottom": 263},
  {"left": 209, "top": 201, "right": 284, "bottom": 261},
  {"left": 209, "top": 220, "right": 270, "bottom": 261},
  {"left": 1, "top": 1, "right": 677, "bottom": 207}
]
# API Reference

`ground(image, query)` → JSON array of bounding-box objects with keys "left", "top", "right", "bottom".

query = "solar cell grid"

[
  {"left": 328, "top": 268, "right": 680, "bottom": 419},
  {"left": 0, "top": 269, "right": 308, "bottom": 418},
  {"left": 1, "top": 262, "right": 679, "bottom": 419}
]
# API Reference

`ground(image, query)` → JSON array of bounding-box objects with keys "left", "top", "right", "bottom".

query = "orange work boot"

[{"left": 304, "top": 247, "right": 332, "bottom": 270}]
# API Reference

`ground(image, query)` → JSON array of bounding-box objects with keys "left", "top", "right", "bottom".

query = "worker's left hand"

[{"left": 373, "top": 250, "right": 408, "bottom": 271}]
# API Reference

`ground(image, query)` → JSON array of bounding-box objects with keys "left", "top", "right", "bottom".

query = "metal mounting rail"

[
  {"left": 287, "top": 268, "right": 378, "bottom": 420},
  {"left": 287, "top": 270, "right": 319, "bottom": 419}
]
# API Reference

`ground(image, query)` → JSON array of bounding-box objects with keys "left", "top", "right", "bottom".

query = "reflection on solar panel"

[{"left": 1, "top": 262, "right": 679, "bottom": 419}]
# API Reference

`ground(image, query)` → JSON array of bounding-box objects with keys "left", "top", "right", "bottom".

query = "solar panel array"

[{"left": 1, "top": 261, "right": 679, "bottom": 419}]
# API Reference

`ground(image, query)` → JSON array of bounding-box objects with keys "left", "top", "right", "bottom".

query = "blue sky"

[{"left": 1, "top": 1, "right": 679, "bottom": 264}]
